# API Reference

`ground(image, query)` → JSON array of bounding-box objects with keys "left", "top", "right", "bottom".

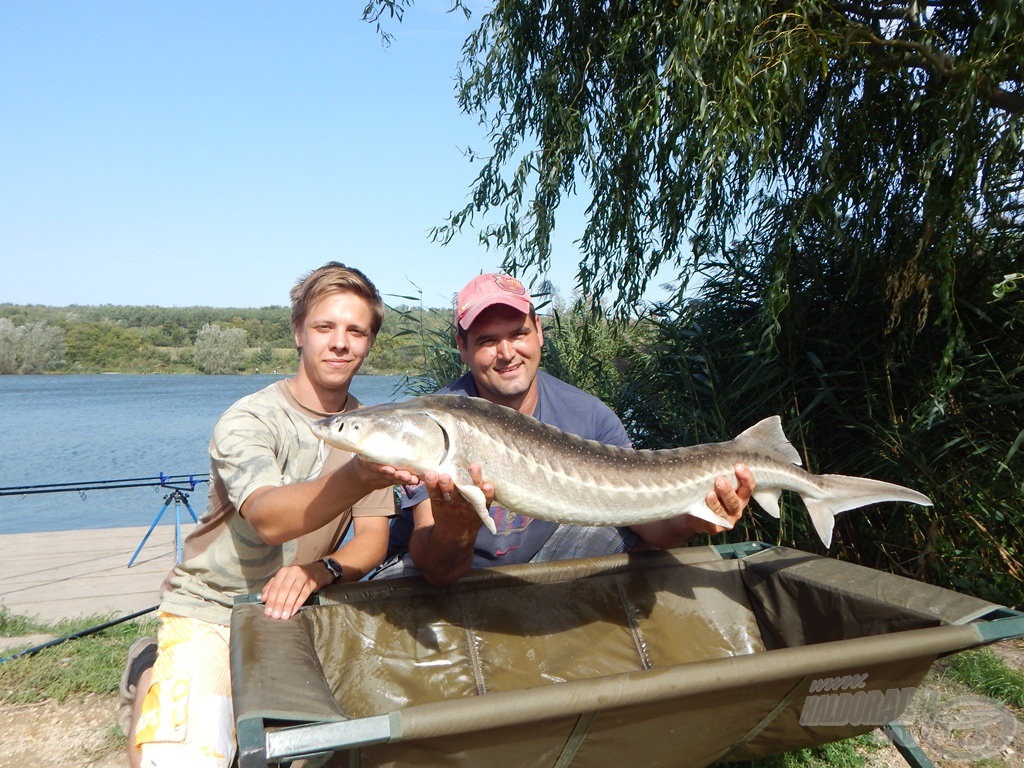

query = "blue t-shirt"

[{"left": 387, "top": 370, "right": 633, "bottom": 567}]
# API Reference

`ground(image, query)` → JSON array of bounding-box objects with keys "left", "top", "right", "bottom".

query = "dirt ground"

[
  {"left": 0, "top": 639, "right": 1021, "bottom": 768},
  {"left": 0, "top": 693, "right": 123, "bottom": 768}
]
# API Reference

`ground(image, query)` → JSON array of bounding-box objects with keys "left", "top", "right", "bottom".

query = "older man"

[{"left": 377, "top": 273, "right": 755, "bottom": 586}]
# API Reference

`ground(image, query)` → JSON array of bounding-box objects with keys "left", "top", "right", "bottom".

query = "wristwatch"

[{"left": 320, "top": 557, "right": 343, "bottom": 583}]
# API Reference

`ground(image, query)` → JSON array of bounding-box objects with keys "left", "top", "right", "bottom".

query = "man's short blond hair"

[{"left": 290, "top": 262, "right": 385, "bottom": 337}]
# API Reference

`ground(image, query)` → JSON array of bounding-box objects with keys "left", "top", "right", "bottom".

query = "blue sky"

[{"left": 1, "top": 1, "right": 597, "bottom": 309}]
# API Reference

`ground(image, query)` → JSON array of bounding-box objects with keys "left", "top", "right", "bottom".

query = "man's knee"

[
  {"left": 137, "top": 690, "right": 234, "bottom": 768},
  {"left": 531, "top": 524, "right": 638, "bottom": 562}
]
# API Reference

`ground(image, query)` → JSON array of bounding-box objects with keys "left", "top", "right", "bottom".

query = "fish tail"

[{"left": 801, "top": 475, "right": 933, "bottom": 548}]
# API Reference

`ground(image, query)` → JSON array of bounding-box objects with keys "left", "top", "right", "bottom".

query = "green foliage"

[
  {"left": 0, "top": 319, "right": 14, "bottom": 372},
  {"left": 0, "top": 318, "right": 65, "bottom": 373},
  {"left": 365, "top": 328, "right": 416, "bottom": 374},
  {"left": 390, "top": 258, "right": 1024, "bottom": 604},
  {"left": 390, "top": 289, "right": 467, "bottom": 396},
  {"left": 0, "top": 606, "right": 49, "bottom": 636},
  {"left": 540, "top": 299, "right": 644, "bottom": 409},
  {"left": 193, "top": 323, "right": 249, "bottom": 374},
  {"left": 730, "top": 733, "right": 880, "bottom": 768},
  {"left": 64, "top": 321, "right": 146, "bottom": 371},
  {"left": 614, "top": 227, "right": 1024, "bottom": 605},
  {"left": 0, "top": 304, "right": 432, "bottom": 375},
  {"left": 942, "top": 649, "right": 1024, "bottom": 710},
  {"left": 0, "top": 304, "right": 295, "bottom": 347},
  {"left": 0, "top": 612, "right": 158, "bottom": 704},
  {"left": 252, "top": 345, "right": 275, "bottom": 366},
  {"left": 441, "top": 0, "right": 1023, "bottom": 318},
  {"left": 389, "top": 289, "right": 646, "bottom": 403}
]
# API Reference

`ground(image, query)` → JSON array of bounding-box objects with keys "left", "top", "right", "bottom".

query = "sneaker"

[{"left": 117, "top": 636, "right": 157, "bottom": 736}]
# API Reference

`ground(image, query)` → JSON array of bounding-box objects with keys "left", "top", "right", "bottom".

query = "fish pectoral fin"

[
  {"left": 454, "top": 483, "right": 497, "bottom": 535},
  {"left": 752, "top": 489, "right": 782, "bottom": 518},
  {"left": 684, "top": 502, "right": 734, "bottom": 530}
]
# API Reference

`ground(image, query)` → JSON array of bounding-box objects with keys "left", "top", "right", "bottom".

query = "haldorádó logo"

[
  {"left": 913, "top": 693, "right": 1017, "bottom": 760},
  {"left": 800, "top": 686, "right": 917, "bottom": 727}
]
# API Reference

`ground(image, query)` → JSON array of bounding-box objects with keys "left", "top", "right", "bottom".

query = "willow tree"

[
  {"left": 423, "top": 0, "right": 1023, "bottom": 446},
  {"left": 363, "top": 2, "right": 1021, "bottom": 316},
  {"left": 419, "top": 2, "right": 1006, "bottom": 285}
]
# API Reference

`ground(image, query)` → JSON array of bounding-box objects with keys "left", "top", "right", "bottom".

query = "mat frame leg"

[{"left": 882, "top": 721, "right": 936, "bottom": 768}]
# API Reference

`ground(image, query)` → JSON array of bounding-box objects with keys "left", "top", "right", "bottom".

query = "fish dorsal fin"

[{"left": 733, "top": 416, "right": 802, "bottom": 467}]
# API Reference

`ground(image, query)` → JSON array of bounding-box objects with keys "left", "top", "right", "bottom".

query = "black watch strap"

[{"left": 320, "top": 557, "right": 343, "bottom": 583}]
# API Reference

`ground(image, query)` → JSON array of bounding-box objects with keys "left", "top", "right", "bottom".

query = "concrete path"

[{"left": 0, "top": 524, "right": 194, "bottom": 624}]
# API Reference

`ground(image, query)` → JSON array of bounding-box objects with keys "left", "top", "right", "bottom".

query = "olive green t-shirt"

[{"left": 159, "top": 379, "right": 395, "bottom": 625}]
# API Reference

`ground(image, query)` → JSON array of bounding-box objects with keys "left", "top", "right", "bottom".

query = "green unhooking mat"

[{"left": 230, "top": 543, "right": 1024, "bottom": 767}]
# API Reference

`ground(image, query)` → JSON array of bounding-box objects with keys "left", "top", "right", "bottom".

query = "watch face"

[{"left": 324, "top": 558, "right": 342, "bottom": 581}]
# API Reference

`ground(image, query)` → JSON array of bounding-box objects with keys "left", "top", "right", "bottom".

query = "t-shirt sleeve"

[
  {"left": 401, "top": 483, "right": 428, "bottom": 510},
  {"left": 209, "top": 406, "right": 285, "bottom": 511},
  {"left": 352, "top": 486, "right": 398, "bottom": 518},
  {"left": 592, "top": 402, "right": 632, "bottom": 448},
  {"left": 537, "top": 371, "right": 632, "bottom": 448}
]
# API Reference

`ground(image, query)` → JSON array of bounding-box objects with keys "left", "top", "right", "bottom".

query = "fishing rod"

[
  {"left": 0, "top": 604, "right": 158, "bottom": 665},
  {"left": 0, "top": 473, "right": 210, "bottom": 497}
]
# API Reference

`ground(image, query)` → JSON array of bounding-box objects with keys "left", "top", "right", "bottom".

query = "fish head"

[{"left": 312, "top": 404, "right": 449, "bottom": 474}]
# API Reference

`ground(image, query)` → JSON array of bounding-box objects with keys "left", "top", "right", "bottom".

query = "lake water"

[{"left": 0, "top": 374, "right": 409, "bottom": 534}]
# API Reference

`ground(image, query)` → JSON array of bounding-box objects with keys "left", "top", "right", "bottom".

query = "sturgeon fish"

[{"left": 312, "top": 395, "right": 932, "bottom": 548}]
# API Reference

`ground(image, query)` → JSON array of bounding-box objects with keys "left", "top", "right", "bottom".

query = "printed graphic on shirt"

[{"left": 489, "top": 505, "right": 531, "bottom": 534}]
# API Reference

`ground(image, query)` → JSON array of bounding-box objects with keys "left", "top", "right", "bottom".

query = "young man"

[
  {"left": 378, "top": 273, "right": 756, "bottom": 586},
  {"left": 121, "top": 262, "right": 418, "bottom": 768}
]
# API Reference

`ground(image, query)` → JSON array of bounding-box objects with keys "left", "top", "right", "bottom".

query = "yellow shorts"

[{"left": 136, "top": 613, "right": 235, "bottom": 768}]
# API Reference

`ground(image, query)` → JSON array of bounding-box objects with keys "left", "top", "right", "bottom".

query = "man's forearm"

[
  {"left": 633, "top": 468, "right": 754, "bottom": 549},
  {"left": 243, "top": 458, "right": 386, "bottom": 544},
  {"left": 408, "top": 502, "right": 478, "bottom": 586},
  {"left": 330, "top": 516, "right": 390, "bottom": 580}
]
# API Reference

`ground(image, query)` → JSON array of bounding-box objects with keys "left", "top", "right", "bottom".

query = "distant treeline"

[{"left": 0, "top": 303, "right": 451, "bottom": 375}]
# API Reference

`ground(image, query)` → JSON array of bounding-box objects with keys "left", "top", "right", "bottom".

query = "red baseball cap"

[{"left": 455, "top": 274, "right": 534, "bottom": 331}]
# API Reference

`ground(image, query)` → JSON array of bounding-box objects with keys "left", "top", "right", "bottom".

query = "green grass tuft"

[
  {"left": 0, "top": 606, "right": 50, "bottom": 636},
  {"left": 726, "top": 733, "right": 881, "bottom": 768},
  {"left": 943, "top": 648, "right": 1024, "bottom": 710},
  {"left": 0, "top": 611, "right": 158, "bottom": 704}
]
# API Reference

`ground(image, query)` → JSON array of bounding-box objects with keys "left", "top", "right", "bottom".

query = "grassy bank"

[{"left": 0, "top": 609, "right": 158, "bottom": 704}]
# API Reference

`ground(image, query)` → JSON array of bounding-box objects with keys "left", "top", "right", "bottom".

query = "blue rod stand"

[{"left": 128, "top": 488, "right": 200, "bottom": 567}]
